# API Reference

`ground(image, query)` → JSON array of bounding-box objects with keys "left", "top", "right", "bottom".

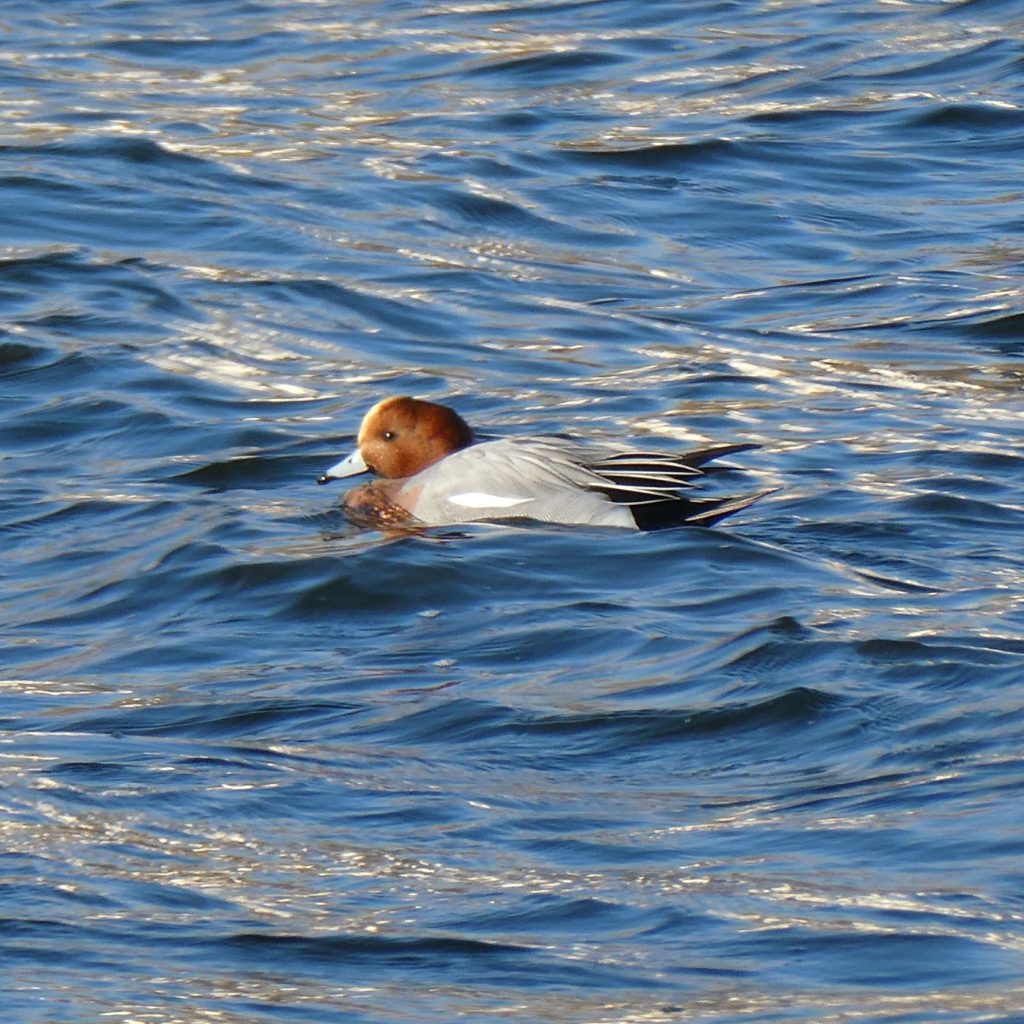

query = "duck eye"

[{"left": 382, "top": 430, "right": 397, "bottom": 442}]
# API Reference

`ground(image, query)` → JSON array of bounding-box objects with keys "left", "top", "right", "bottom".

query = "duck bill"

[{"left": 317, "top": 447, "right": 368, "bottom": 485}]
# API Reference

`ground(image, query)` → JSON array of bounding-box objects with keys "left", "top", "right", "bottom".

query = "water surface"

[{"left": 3, "top": 1, "right": 1024, "bottom": 1021}]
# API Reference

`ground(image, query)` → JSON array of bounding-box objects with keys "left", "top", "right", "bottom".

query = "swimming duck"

[{"left": 318, "top": 396, "right": 768, "bottom": 530}]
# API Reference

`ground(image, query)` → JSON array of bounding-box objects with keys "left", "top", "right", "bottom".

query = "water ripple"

[{"left": 3, "top": 1, "right": 1024, "bottom": 1021}]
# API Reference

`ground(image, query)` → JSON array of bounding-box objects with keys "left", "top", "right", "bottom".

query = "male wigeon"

[{"left": 318, "top": 396, "right": 769, "bottom": 530}]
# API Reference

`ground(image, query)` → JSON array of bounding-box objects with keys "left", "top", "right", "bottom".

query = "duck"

[{"left": 318, "top": 396, "right": 769, "bottom": 530}]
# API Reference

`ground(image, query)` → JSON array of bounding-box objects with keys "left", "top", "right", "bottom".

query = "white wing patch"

[{"left": 448, "top": 492, "right": 535, "bottom": 509}]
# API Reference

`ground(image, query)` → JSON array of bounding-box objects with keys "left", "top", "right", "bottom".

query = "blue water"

[{"left": 3, "top": 1, "right": 1024, "bottom": 1021}]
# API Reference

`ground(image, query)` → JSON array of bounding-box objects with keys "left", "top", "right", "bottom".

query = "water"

[{"left": 3, "top": 1, "right": 1024, "bottom": 1021}]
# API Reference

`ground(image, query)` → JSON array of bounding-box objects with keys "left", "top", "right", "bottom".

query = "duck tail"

[{"left": 632, "top": 488, "right": 775, "bottom": 531}]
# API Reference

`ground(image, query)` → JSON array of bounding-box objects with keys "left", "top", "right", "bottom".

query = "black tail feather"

[
  {"left": 585, "top": 442, "right": 766, "bottom": 528},
  {"left": 675, "top": 442, "right": 761, "bottom": 469},
  {"left": 589, "top": 443, "right": 761, "bottom": 505},
  {"left": 629, "top": 488, "right": 774, "bottom": 531}
]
